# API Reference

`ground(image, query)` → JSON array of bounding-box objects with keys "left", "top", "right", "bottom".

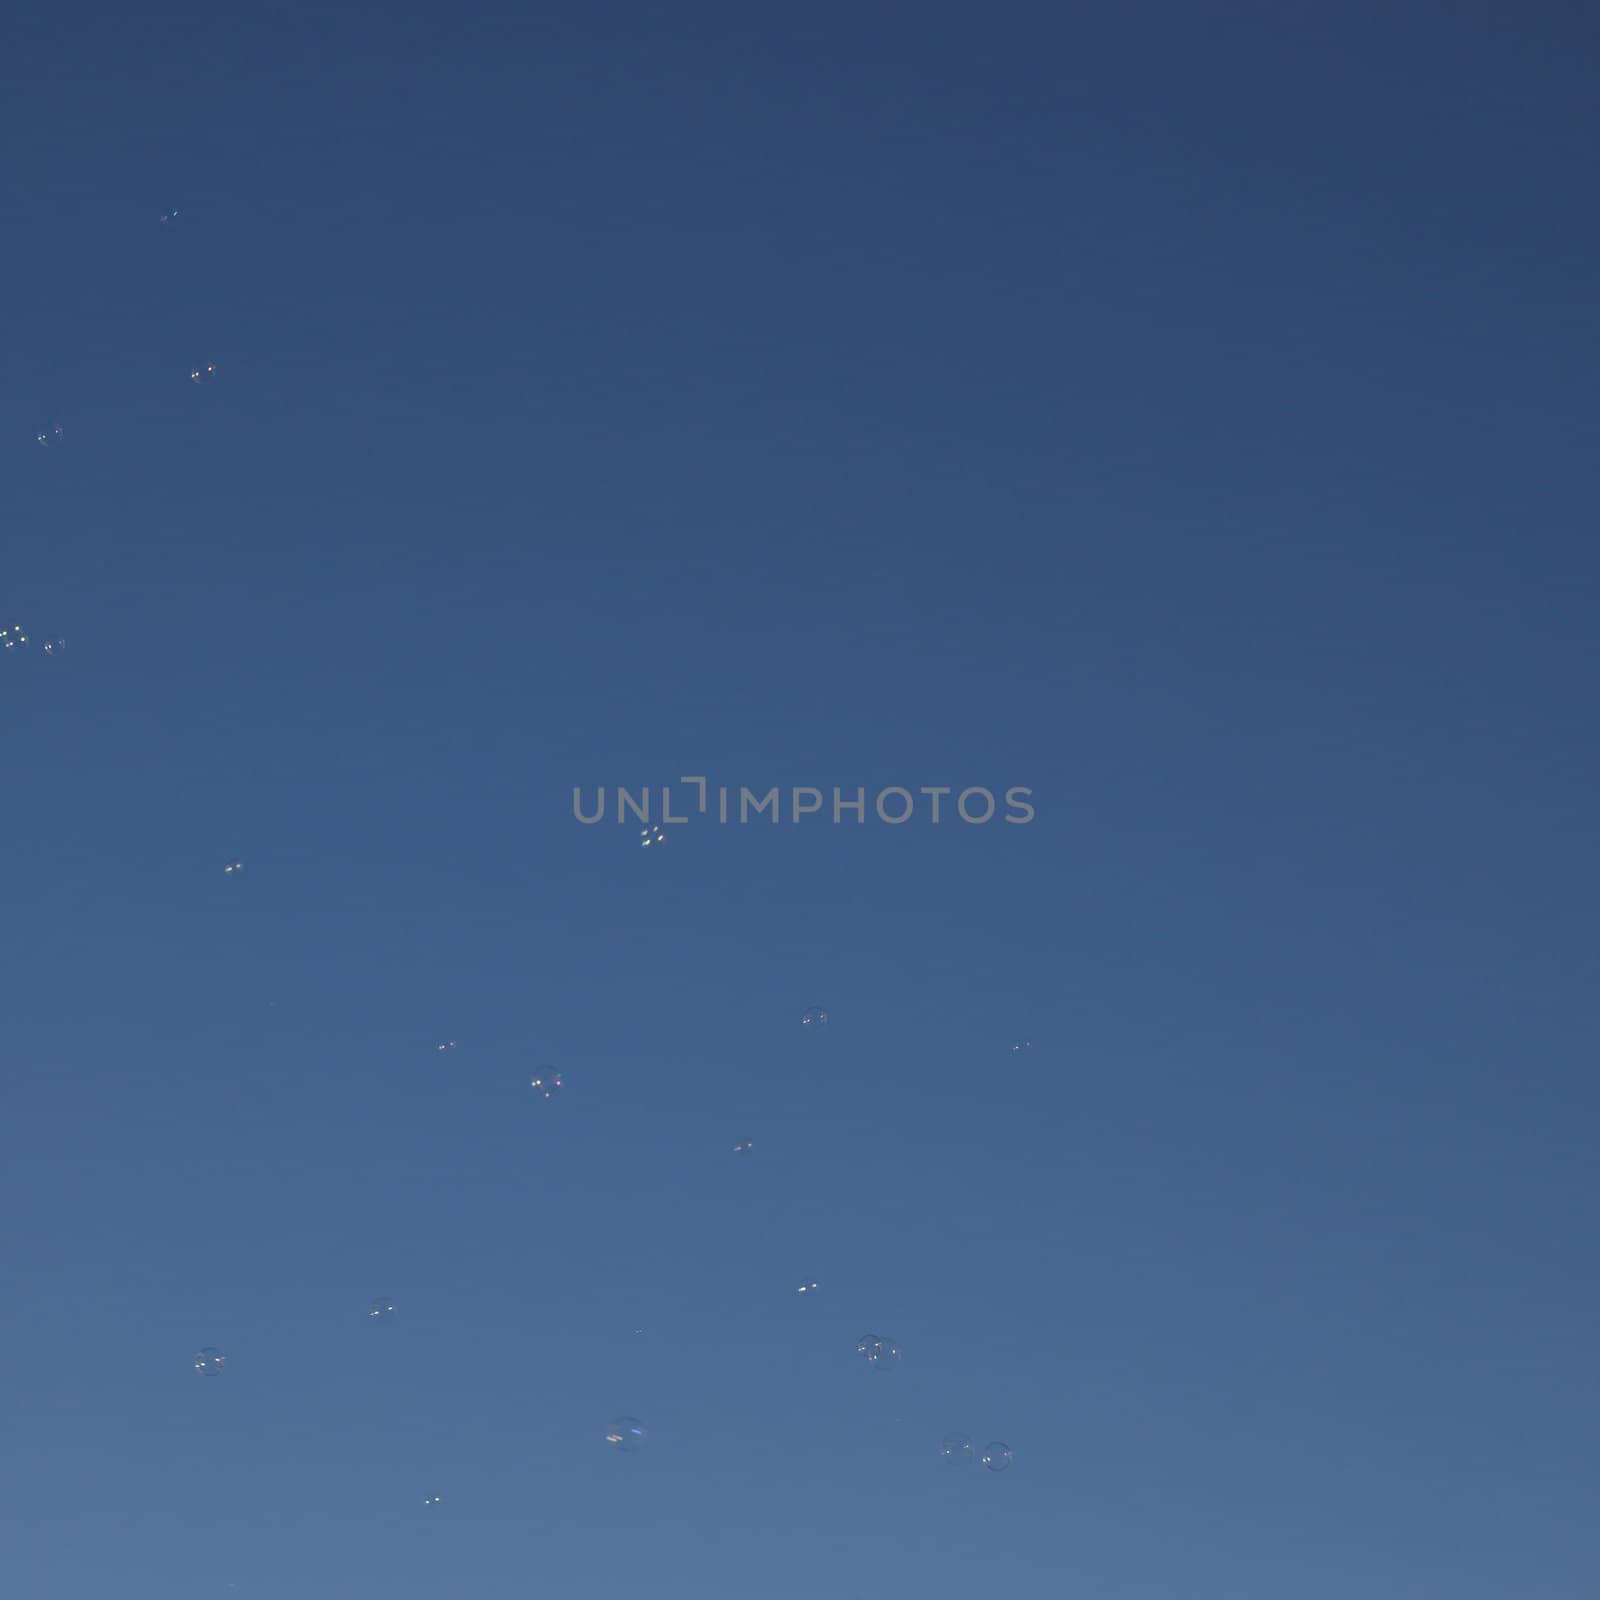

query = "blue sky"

[{"left": 4, "top": 5, "right": 1598, "bottom": 1596}]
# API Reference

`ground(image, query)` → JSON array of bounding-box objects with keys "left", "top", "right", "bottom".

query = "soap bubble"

[
  {"left": 190, "top": 363, "right": 217, "bottom": 384},
  {"left": 856, "top": 1334, "right": 900, "bottom": 1368},
  {"left": 1, "top": 625, "right": 27, "bottom": 650},
  {"left": 194, "top": 1347, "right": 226, "bottom": 1377},
  {"left": 796, "top": 1280, "right": 821, "bottom": 1294},
  {"left": 605, "top": 1416, "right": 646, "bottom": 1453},
  {"left": 531, "top": 1068, "right": 563, "bottom": 1100},
  {"left": 437, "top": 1040, "right": 456, "bottom": 1052},
  {"left": 368, "top": 1297, "right": 394, "bottom": 1321},
  {"left": 35, "top": 426, "right": 62, "bottom": 448},
  {"left": 224, "top": 860, "right": 243, "bottom": 874},
  {"left": 940, "top": 1434, "right": 974, "bottom": 1465},
  {"left": 160, "top": 210, "right": 179, "bottom": 224},
  {"left": 733, "top": 1139, "right": 753, "bottom": 1154},
  {"left": 422, "top": 1494, "right": 443, "bottom": 1507},
  {"left": 640, "top": 825, "right": 665, "bottom": 847},
  {"left": 982, "top": 1442, "right": 1012, "bottom": 1472},
  {"left": 1011, "top": 1040, "right": 1033, "bottom": 1054},
  {"left": 41, "top": 639, "right": 64, "bottom": 655},
  {"left": 801, "top": 1006, "right": 828, "bottom": 1027}
]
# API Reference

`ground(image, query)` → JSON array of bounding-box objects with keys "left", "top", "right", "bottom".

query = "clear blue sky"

[{"left": 4, "top": 5, "right": 1598, "bottom": 1597}]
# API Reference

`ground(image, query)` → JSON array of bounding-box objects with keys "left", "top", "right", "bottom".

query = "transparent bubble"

[
  {"left": 1, "top": 625, "right": 27, "bottom": 650},
  {"left": 856, "top": 1334, "right": 900, "bottom": 1368},
  {"left": 190, "top": 363, "right": 217, "bottom": 385},
  {"left": 41, "top": 639, "right": 64, "bottom": 655},
  {"left": 981, "top": 1442, "right": 1012, "bottom": 1472},
  {"left": 368, "top": 1297, "right": 395, "bottom": 1321},
  {"left": 940, "top": 1434, "right": 975, "bottom": 1465},
  {"left": 801, "top": 1006, "right": 829, "bottom": 1028},
  {"left": 35, "top": 426, "right": 62, "bottom": 448},
  {"left": 1011, "top": 1040, "right": 1033, "bottom": 1054},
  {"left": 796, "top": 1280, "right": 821, "bottom": 1295},
  {"left": 639, "top": 825, "right": 665, "bottom": 847},
  {"left": 437, "top": 1040, "right": 456, "bottom": 1052},
  {"left": 530, "top": 1067, "right": 563, "bottom": 1100},
  {"left": 422, "top": 1494, "right": 443, "bottom": 1507},
  {"left": 224, "top": 860, "right": 243, "bottom": 874},
  {"left": 160, "top": 210, "right": 179, "bottom": 224},
  {"left": 605, "top": 1416, "right": 646, "bottom": 1453},
  {"left": 732, "top": 1139, "right": 753, "bottom": 1154},
  {"left": 194, "top": 1347, "right": 226, "bottom": 1377}
]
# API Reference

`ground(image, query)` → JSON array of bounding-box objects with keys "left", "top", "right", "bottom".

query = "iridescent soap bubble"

[
  {"left": 605, "top": 1416, "right": 646, "bottom": 1453},
  {"left": 981, "top": 1442, "right": 1012, "bottom": 1472},
  {"left": 190, "top": 363, "right": 217, "bottom": 384},
  {"left": 530, "top": 1067, "right": 563, "bottom": 1100},
  {"left": 940, "top": 1433, "right": 974, "bottom": 1465},
  {"left": 194, "top": 1346, "right": 226, "bottom": 1377},
  {"left": 368, "top": 1297, "right": 394, "bottom": 1321},
  {"left": 801, "top": 1005, "right": 829, "bottom": 1028},
  {"left": 35, "top": 426, "right": 62, "bottom": 448},
  {"left": 856, "top": 1334, "right": 900, "bottom": 1368},
  {"left": 640, "top": 825, "right": 665, "bottom": 847}
]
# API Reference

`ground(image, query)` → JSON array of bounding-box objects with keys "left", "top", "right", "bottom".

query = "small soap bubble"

[
  {"left": 1011, "top": 1040, "right": 1033, "bottom": 1054},
  {"left": 940, "top": 1434, "right": 975, "bottom": 1465},
  {"left": 531, "top": 1067, "right": 563, "bottom": 1100},
  {"left": 422, "top": 1494, "right": 443, "bottom": 1507},
  {"left": 437, "top": 1040, "right": 456, "bottom": 1053},
  {"left": 224, "top": 860, "right": 243, "bottom": 874},
  {"left": 801, "top": 1006, "right": 829, "bottom": 1028},
  {"left": 190, "top": 363, "right": 217, "bottom": 384},
  {"left": 856, "top": 1334, "right": 900, "bottom": 1368},
  {"left": 368, "top": 1297, "right": 395, "bottom": 1321},
  {"left": 194, "top": 1347, "right": 226, "bottom": 1377},
  {"left": 41, "top": 639, "right": 64, "bottom": 655},
  {"left": 640, "top": 825, "right": 665, "bottom": 847},
  {"left": 160, "top": 210, "right": 179, "bottom": 224},
  {"left": 796, "top": 1280, "right": 822, "bottom": 1295},
  {"left": 982, "top": 1442, "right": 1013, "bottom": 1472},
  {"left": 35, "top": 425, "right": 63, "bottom": 448},
  {"left": 605, "top": 1416, "right": 646, "bottom": 1453},
  {"left": 733, "top": 1139, "right": 753, "bottom": 1154}
]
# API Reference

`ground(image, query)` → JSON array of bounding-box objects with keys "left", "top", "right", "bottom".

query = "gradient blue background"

[{"left": 4, "top": 5, "right": 1598, "bottom": 1596}]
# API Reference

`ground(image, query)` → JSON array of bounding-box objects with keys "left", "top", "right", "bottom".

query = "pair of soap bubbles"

[
  {"left": 605, "top": 1416, "right": 646, "bottom": 1453},
  {"left": 857, "top": 1333, "right": 901, "bottom": 1368},
  {"left": 940, "top": 1434, "right": 1012, "bottom": 1472}
]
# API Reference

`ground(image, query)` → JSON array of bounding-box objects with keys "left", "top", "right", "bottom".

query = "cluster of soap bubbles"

[
  {"left": 189, "top": 1003, "right": 1018, "bottom": 1484},
  {"left": 640, "top": 825, "right": 665, "bottom": 847},
  {"left": 2, "top": 625, "right": 28, "bottom": 650},
  {"left": 940, "top": 1434, "right": 1012, "bottom": 1472}
]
